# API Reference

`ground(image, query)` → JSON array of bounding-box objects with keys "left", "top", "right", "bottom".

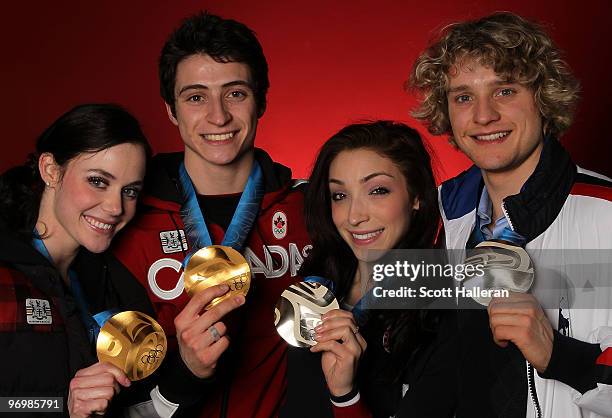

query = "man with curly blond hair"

[{"left": 411, "top": 12, "right": 612, "bottom": 418}]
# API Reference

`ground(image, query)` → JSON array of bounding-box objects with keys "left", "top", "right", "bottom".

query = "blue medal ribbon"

[
  {"left": 471, "top": 223, "right": 526, "bottom": 247},
  {"left": 304, "top": 275, "right": 368, "bottom": 326},
  {"left": 304, "top": 275, "right": 336, "bottom": 293},
  {"left": 178, "top": 161, "right": 264, "bottom": 267},
  {"left": 32, "top": 231, "right": 118, "bottom": 344},
  {"left": 498, "top": 227, "right": 526, "bottom": 247}
]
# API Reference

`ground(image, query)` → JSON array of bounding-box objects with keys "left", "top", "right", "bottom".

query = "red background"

[{"left": 2, "top": 0, "right": 611, "bottom": 182}]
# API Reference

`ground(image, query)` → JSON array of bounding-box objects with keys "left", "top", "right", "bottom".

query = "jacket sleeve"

[
  {"left": 120, "top": 353, "right": 215, "bottom": 418},
  {"left": 540, "top": 327, "right": 612, "bottom": 415},
  {"left": 332, "top": 395, "right": 372, "bottom": 418}
]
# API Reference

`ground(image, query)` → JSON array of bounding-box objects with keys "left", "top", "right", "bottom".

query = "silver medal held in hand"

[
  {"left": 462, "top": 240, "right": 535, "bottom": 306},
  {"left": 274, "top": 282, "right": 339, "bottom": 347}
]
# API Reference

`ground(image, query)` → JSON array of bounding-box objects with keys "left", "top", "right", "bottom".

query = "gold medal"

[
  {"left": 274, "top": 281, "right": 339, "bottom": 347},
  {"left": 183, "top": 245, "right": 251, "bottom": 309},
  {"left": 96, "top": 311, "right": 167, "bottom": 381}
]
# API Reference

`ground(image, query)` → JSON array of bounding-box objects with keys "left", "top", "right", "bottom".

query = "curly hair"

[{"left": 409, "top": 12, "right": 580, "bottom": 146}]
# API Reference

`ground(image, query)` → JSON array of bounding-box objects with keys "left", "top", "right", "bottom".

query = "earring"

[{"left": 45, "top": 181, "right": 50, "bottom": 187}]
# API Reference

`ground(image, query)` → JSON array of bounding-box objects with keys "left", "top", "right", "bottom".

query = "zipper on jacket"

[
  {"left": 501, "top": 201, "right": 516, "bottom": 232},
  {"left": 527, "top": 362, "right": 542, "bottom": 418}
]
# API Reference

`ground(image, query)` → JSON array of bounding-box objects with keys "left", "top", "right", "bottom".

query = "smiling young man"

[
  {"left": 411, "top": 12, "right": 612, "bottom": 418},
  {"left": 112, "top": 12, "right": 322, "bottom": 418}
]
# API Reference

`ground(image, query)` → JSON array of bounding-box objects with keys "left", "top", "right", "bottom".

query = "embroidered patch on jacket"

[
  {"left": 26, "top": 298, "right": 52, "bottom": 325},
  {"left": 159, "top": 230, "right": 188, "bottom": 254},
  {"left": 272, "top": 211, "right": 288, "bottom": 240}
]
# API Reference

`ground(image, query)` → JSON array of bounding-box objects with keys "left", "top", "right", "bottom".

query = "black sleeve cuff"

[
  {"left": 329, "top": 386, "right": 359, "bottom": 404},
  {"left": 539, "top": 330, "right": 602, "bottom": 394},
  {"left": 157, "top": 352, "right": 216, "bottom": 406}
]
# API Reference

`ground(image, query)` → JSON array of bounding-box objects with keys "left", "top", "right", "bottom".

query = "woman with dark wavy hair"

[
  {"left": 300, "top": 120, "right": 455, "bottom": 417},
  {"left": 0, "top": 104, "right": 154, "bottom": 417}
]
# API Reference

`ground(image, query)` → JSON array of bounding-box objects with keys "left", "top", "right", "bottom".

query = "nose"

[
  {"left": 473, "top": 97, "right": 501, "bottom": 125},
  {"left": 348, "top": 197, "right": 368, "bottom": 226},
  {"left": 102, "top": 192, "right": 123, "bottom": 217},
  {"left": 207, "top": 96, "right": 232, "bottom": 126}
]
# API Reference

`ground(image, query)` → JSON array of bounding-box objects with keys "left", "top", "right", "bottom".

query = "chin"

[
  {"left": 354, "top": 248, "right": 387, "bottom": 264},
  {"left": 84, "top": 244, "right": 111, "bottom": 254},
  {"left": 79, "top": 235, "right": 113, "bottom": 254}
]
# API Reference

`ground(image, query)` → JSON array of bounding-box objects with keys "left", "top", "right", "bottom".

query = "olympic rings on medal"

[
  {"left": 140, "top": 344, "right": 165, "bottom": 365},
  {"left": 209, "top": 325, "right": 221, "bottom": 343}
]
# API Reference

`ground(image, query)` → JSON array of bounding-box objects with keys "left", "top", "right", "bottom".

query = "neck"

[
  {"left": 482, "top": 142, "right": 543, "bottom": 221},
  {"left": 36, "top": 193, "right": 80, "bottom": 283},
  {"left": 184, "top": 150, "right": 255, "bottom": 195}
]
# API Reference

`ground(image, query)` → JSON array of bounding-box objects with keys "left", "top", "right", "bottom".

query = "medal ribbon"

[
  {"left": 471, "top": 225, "right": 526, "bottom": 247},
  {"left": 178, "top": 161, "right": 264, "bottom": 267},
  {"left": 32, "top": 231, "right": 118, "bottom": 343},
  {"left": 304, "top": 275, "right": 336, "bottom": 293},
  {"left": 304, "top": 275, "right": 368, "bottom": 326}
]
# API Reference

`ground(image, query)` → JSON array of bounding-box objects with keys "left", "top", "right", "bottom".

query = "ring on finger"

[
  {"left": 209, "top": 325, "right": 221, "bottom": 342},
  {"left": 352, "top": 326, "right": 359, "bottom": 335}
]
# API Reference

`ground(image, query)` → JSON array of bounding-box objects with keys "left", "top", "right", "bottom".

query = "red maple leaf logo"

[{"left": 274, "top": 216, "right": 285, "bottom": 229}]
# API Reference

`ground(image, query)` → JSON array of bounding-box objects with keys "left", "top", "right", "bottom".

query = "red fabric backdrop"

[{"left": 2, "top": 0, "right": 611, "bottom": 181}]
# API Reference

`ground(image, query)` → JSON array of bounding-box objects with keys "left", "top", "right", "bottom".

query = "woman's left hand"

[
  {"left": 67, "top": 361, "right": 130, "bottom": 417},
  {"left": 310, "top": 309, "right": 367, "bottom": 396}
]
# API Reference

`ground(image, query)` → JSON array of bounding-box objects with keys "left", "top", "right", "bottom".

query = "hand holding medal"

[
  {"left": 96, "top": 311, "right": 167, "bottom": 381},
  {"left": 274, "top": 281, "right": 366, "bottom": 397},
  {"left": 183, "top": 245, "right": 251, "bottom": 309},
  {"left": 67, "top": 311, "right": 167, "bottom": 417},
  {"left": 463, "top": 241, "right": 553, "bottom": 372},
  {"left": 174, "top": 245, "right": 251, "bottom": 378},
  {"left": 174, "top": 162, "right": 261, "bottom": 378},
  {"left": 274, "top": 281, "right": 339, "bottom": 347}
]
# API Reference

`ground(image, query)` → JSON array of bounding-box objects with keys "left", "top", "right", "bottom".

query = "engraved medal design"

[
  {"left": 274, "top": 281, "right": 339, "bottom": 347},
  {"left": 462, "top": 240, "right": 535, "bottom": 305},
  {"left": 184, "top": 245, "right": 251, "bottom": 309},
  {"left": 96, "top": 311, "right": 167, "bottom": 381}
]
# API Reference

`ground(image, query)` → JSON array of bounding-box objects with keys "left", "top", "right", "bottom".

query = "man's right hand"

[{"left": 174, "top": 284, "right": 245, "bottom": 378}]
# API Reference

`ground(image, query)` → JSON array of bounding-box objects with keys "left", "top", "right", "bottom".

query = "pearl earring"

[{"left": 45, "top": 181, "right": 50, "bottom": 187}]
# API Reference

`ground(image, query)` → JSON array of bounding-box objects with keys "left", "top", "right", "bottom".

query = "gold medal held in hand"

[
  {"left": 184, "top": 245, "right": 251, "bottom": 309},
  {"left": 96, "top": 311, "right": 167, "bottom": 381}
]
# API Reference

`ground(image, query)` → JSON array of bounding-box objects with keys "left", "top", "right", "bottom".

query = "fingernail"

[
  {"left": 314, "top": 325, "right": 323, "bottom": 332},
  {"left": 220, "top": 284, "right": 229, "bottom": 292},
  {"left": 235, "top": 295, "right": 245, "bottom": 305}
]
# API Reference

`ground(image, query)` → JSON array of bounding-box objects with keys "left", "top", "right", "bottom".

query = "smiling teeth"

[
  {"left": 475, "top": 131, "right": 510, "bottom": 141},
  {"left": 203, "top": 132, "right": 234, "bottom": 141},
  {"left": 84, "top": 216, "right": 114, "bottom": 230},
  {"left": 352, "top": 229, "right": 383, "bottom": 240}
]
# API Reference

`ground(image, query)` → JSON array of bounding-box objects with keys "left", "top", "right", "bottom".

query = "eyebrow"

[
  {"left": 88, "top": 169, "right": 143, "bottom": 187},
  {"left": 329, "top": 172, "right": 394, "bottom": 185},
  {"left": 447, "top": 79, "right": 514, "bottom": 94},
  {"left": 177, "top": 80, "right": 253, "bottom": 96}
]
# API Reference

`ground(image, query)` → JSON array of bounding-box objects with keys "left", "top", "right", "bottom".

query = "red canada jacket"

[{"left": 112, "top": 149, "right": 313, "bottom": 418}]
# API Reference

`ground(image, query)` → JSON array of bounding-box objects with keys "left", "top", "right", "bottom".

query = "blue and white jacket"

[{"left": 439, "top": 139, "right": 612, "bottom": 418}]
